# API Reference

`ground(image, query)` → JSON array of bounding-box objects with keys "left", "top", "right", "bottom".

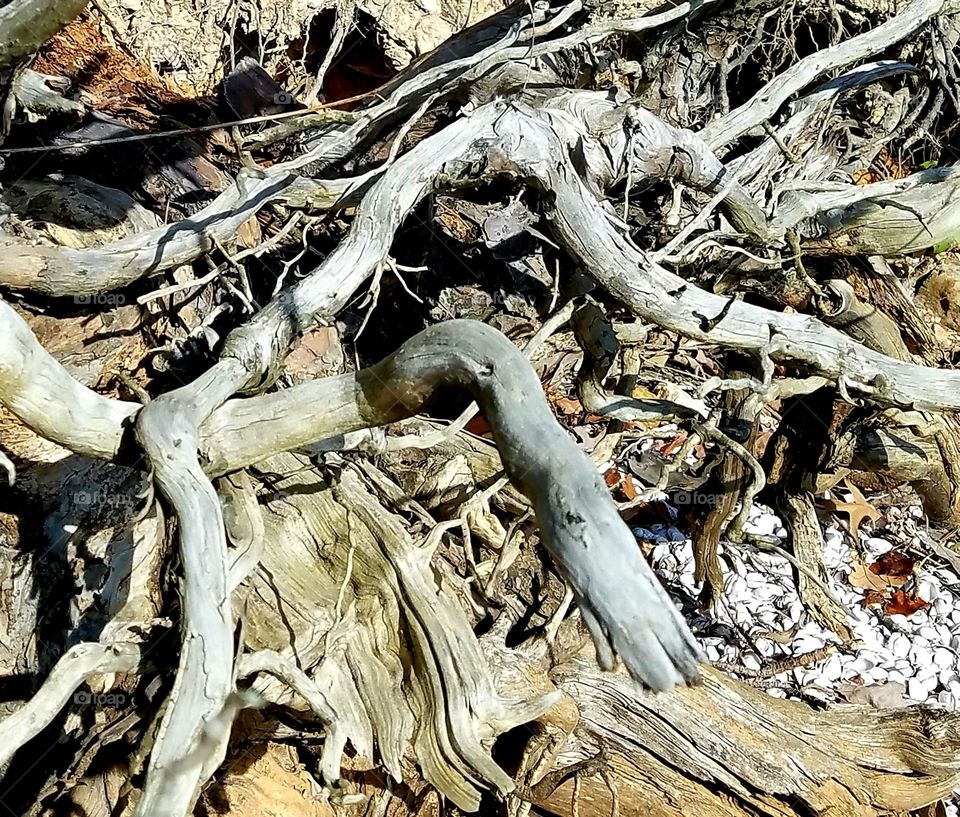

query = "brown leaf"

[
  {"left": 621, "top": 473, "right": 638, "bottom": 501},
  {"left": 660, "top": 433, "right": 688, "bottom": 457},
  {"left": 884, "top": 589, "right": 931, "bottom": 617},
  {"left": 861, "top": 589, "right": 887, "bottom": 607},
  {"left": 630, "top": 385, "right": 657, "bottom": 400},
  {"left": 869, "top": 550, "right": 915, "bottom": 580},
  {"left": 820, "top": 479, "right": 881, "bottom": 538},
  {"left": 848, "top": 562, "right": 892, "bottom": 592},
  {"left": 603, "top": 468, "right": 621, "bottom": 488},
  {"left": 283, "top": 326, "right": 342, "bottom": 381},
  {"left": 464, "top": 415, "right": 492, "bottom": 436},
  {"left": 552, "top": 396, "right": 583, "bottom": 416},
  {"left": 753, "top": 429, "right": 773, "bottom": 458}
]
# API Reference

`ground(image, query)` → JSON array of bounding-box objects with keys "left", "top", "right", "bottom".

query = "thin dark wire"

[{"left": 0, "top": 102, "right": 368, "bottom": 155}]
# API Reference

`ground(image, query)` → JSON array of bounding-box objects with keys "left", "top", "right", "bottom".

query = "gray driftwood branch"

[{"left": 0, "top": 0, "right": 87, "bottom": 68}]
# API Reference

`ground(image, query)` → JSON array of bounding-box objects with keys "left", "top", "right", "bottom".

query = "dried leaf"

[
  {"left": 869, "top": 550, "right": 915, "bottom": 580},
  {"left": 464, "top": 415, "right": 492, "bottom": 436},
  {"left": 848, "top": 562, "right": 891, "bottom": 592},
  {"left": 753, "top": 429, "right": 773, "bottom": 458},
  {"left": 283, "top": 326, "right": 343, "bottom": 382},
  {"left": 861, "top": 589, "right": 886, "bottom": 607},
  {"left": 820, "top": 479, "right": 881, "bottom": 538},
  {"left": 630, "top": 385, "right": 657, "bottom": 400},
  {"left": 621, "top": 473, "right": 638, "bottom": 501},
  {"left": 884, "top": 589, "right": 931, "bottom": 617},
  {"left": 660, "top": 433, "right": 688, "bottom": 457},
  {"left": 552, "top": 396, "right": 583, "bottom": 416},
  {"left": 603, "top": 468, "right": 620, "bottom": 488}
]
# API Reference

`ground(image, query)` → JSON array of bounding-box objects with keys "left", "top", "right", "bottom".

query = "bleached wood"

[
  {"left": 0, "top": 642, "right": 141, "bottom": 773},
  {"left": 0, "top": 0, "right": 87, "bottom": 67}
]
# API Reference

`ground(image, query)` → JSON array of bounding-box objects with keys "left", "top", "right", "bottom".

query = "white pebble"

[
  {"left": 849, "top": 655, "right": 875, "bottom": 674},
  {"left": 819, "top": 655, "right": 842, "bottom": 682},
  {"left": 916, "top": 663, "right": 938, "bottom": 683},
  {"left": 908, "top": 676, "right": 934, "bottom": 701},
  {"left": 934, "top": 647, "right": 956, "bottom": 669},
  {"left": 917, "top": 580, "right": 940, "bottom": 603},
  {"left": 746, "top": 513, "right": 779, "bottom": 538},
  {"left": 756, "top": 639, "right": 776, "bottom": 657},
  {"left": 864, "top": 537, "right": 893, "bottom": 555},
  {"left": 889, "top": 633, "right": 911, "bottom": 659},
  {"left": 933, "top": 597, "right": 953, "bottom": 618}
]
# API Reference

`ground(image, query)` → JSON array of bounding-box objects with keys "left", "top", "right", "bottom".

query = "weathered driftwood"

[
  {"left": 0, "top": 642, "right": 142, "bottom": 774},
  {"left": 3, "top": 1, "right": 960, "bottom": 815},
  {"left": 470, "top": 101, "right": 960, "bottom": 412},
  {"left": 0, "top": 302, "right": 702, "bottom": 809},
  {"left": 6, "top": 74, "right": 960, "bottom": 811},
  {"left": 0, "top": 300, "right": 702, "bottom": 678},
  {"left": 12, "top": 437, "right": 939, "bottom": 817},
  {"left": 792, "top": 167, "right": 960, "bottom": 256},
  {"left": 6, "top": 293, "right": 960, "bottom": 814},
  {"left": 701, "top": 0, "right": 944, "bottom": 150},
  {"left": 0, "top": 173, "right": 344, "bottom": 296},
  {"left": 533, "top": 660, "right": 960, "bottom": 817},
  {"left": 241, "top": 460, "right": 960, "bottom": 817},
  {"left": 0, "top": 0, "right": 88, "bottom": 69}
]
